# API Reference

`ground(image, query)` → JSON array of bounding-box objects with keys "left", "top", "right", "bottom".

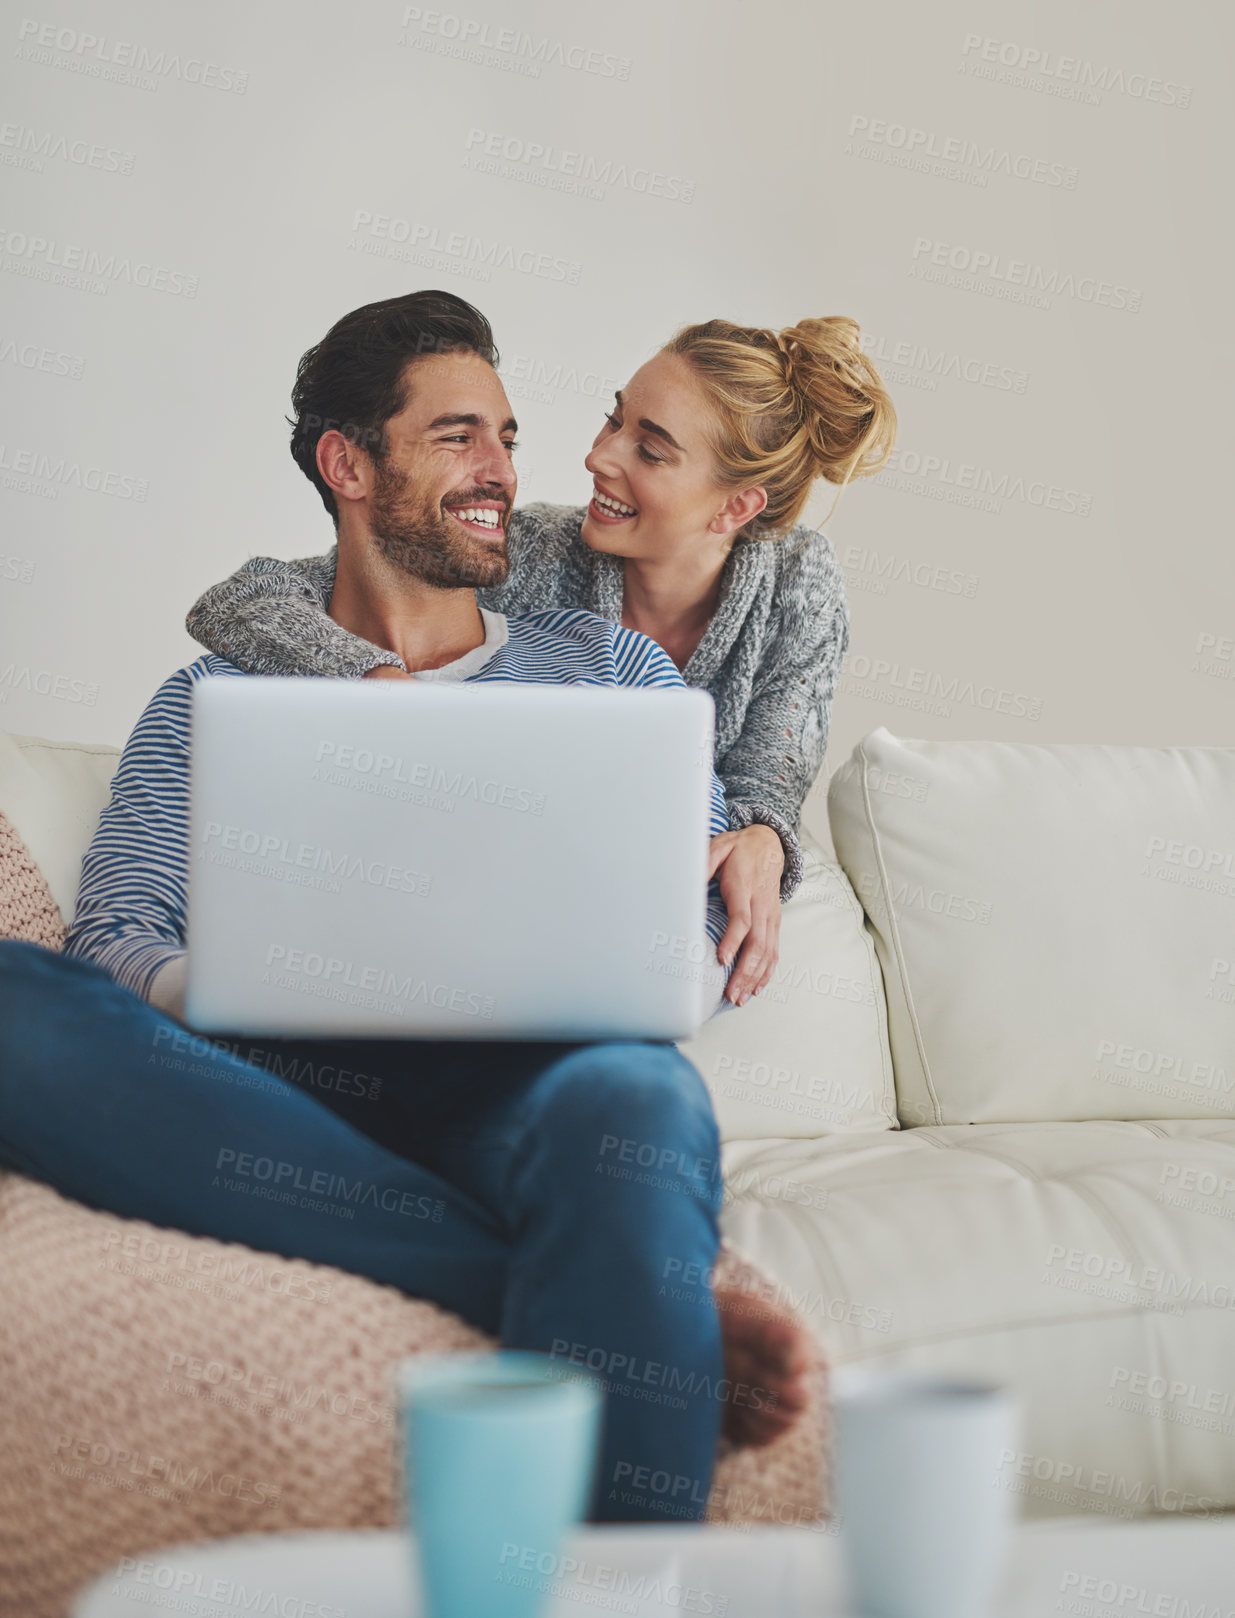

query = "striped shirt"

[{"left": 64, "top": 607, "right": 734, "bottom": 1016}]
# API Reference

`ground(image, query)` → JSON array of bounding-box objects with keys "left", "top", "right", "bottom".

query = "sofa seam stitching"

[
  {"left": 13, "top": 737, "right": 120, "bottom": 758},
  {"left": 831, "top": 854, "right": 899, "bottom": 1130},
  {"left": 857, "top": 736, "right": 941, "bottom": 1125},
  {"left": 824, "top": 1298, "right": 1235, "bottom": 1358},
  {"left": 795, "top": 841, "right": 898, "bottom": 1131}
]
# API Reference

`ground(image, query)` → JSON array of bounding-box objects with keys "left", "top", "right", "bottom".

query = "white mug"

[{"left": 831, "top": 1368, "right": 1019, "bottom": 1618}]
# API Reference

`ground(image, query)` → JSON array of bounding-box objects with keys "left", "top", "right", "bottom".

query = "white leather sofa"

[
  {"left": 2, "top": 721, "right": 1233, "bottom": 1522},
  {"left": 684, "top": 728, "right": 1235, "bottom": 1522}
]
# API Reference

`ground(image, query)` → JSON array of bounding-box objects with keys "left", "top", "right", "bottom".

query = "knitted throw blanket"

[
  {"left": 0, "top": 811, "right": 827, "bottom": 1616},
  {"left": 0, "top": 809, "right": 65, "bottom": 950}
]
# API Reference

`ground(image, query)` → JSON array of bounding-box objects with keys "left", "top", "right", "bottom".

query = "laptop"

[{"left": 185, "top": 677, "right": 724, "bottom": 1040}]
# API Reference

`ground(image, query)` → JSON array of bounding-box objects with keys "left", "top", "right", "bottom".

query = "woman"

[{"left": 187, "top": 316, "right": 896, "bottom": 1005}]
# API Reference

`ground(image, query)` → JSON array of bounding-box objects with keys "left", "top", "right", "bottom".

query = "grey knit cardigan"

[{"left": 185, "top": 503, "right": 851, "bottom": 901}]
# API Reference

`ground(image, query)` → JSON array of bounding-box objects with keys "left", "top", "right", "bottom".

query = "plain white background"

[{"left": 1, "top": 0, "right": 1230, "bottom": 846}]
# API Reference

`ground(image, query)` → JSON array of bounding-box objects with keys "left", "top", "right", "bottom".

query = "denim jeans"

[{"left": 0, "top": 941, "right": 725, "bottom": 1522}]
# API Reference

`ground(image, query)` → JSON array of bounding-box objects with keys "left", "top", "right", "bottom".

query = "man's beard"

[{"left": 368, "top": 458, "right": 510, "bottom": 590}]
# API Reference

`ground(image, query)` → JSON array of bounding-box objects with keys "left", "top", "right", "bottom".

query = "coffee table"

[{"left": 72, "top": 1515, "right": 1235, "bottom": 1616}]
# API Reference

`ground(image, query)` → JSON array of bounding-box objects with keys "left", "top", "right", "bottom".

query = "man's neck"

[{"left": 328, "top": 531, "right": 485, "bottom": 673}]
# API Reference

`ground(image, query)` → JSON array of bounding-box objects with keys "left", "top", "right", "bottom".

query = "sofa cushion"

[
  {"left": 828, "top": 728, "right": 1235, "bottom": 1125},
  {"left": 680, "top": 829, "right": 897, "bottom": 1139},
  {"left": 0, "top": 731, "right": 119, "bottom": 924},
  {"left": 721, "top": 1119, "right": 1235, "bottom": 1518}
]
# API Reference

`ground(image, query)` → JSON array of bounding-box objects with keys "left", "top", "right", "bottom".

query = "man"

[{"left": 0, "top": 291, "right": 810, "bottom": 1523}]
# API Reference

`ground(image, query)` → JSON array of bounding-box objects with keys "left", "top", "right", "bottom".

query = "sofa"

[
  {"left": 2, "top": 718, "right": 1233, "bottom": 1607},
  {"left": 702, "top": 727, "right": 1235, "bottom": 1525}
]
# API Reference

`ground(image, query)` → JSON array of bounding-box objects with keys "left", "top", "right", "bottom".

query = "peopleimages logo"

[
  {"left": 214, "top": 1147, "right": 445, "bottom": 1224},
  {"left": 398, "top": 9, "right": 631, "bottom": 81},
  {"left": 1192, "top": 630, "right": 1234, "bottom": 683},
  {"left": 1058, "top": 1571, "right": 1231, "bottom": 1615},
  {"left": 997, "top": 1447, "right": 1218, "bottom": 1517},
  {"left": 498, "top": 351, "right": 622, "bottom": 408},
  {"left": 840, "top": 655, "right": 1043, "bottom": 722},
  {"left": 495, "top": 1542, "right": 729, "bottom": 1615},
  {"left": 463, "top": 128, "right": 694, "bottom": 203},
  {"left": 0, "top": 227, "right": 198, "bottom": 296},
  {"left": 847, "top": 113, "right": 1078, "bottom": 189},
  {"left": 1043, "top": 1244, "right": 1235, "bottom": 1312},
  {"left": 50, "top": 1432, "right": 278, "bottom": 1505},
  {"left": 841, "top": 544, "right": 979, "bottom": 600},
  {"left": 861, "top": 330, "right": 1029, "bottom": 394},
  {"left": 0, "top": 334, "right": 84, "bottom": 378},
  {"left": 99, "top": 1226, "right": 333, "bottom": 1302},
  {"left": 959, "top": 34, "right": 1193, "bottom": 109},
  {"left": 263, "top": 943, "right": 495, "bottom": 1021},
  {"left": 1094, "top": 1038, "right": 1232, "bottom": 1096},
  {"left": 116, "top": 1559, "right": 343, "bottom": 1618},
  {"left": 1109, "top": 1364, "right": 1235, "bottom": 1421},
  {"left": 0, "top": 121, "right": 135, "bottom": 174},
  {"left": 0, "top": 552, "right": 35, "bottom": 582},
  {"left": 1143, "top": 835, "right": 1235, "bottom": 878},
  {"left": 910, "top": 237, "right": 1142, "bottom": 313},
  {"left": 15, "top": 18, "right": 250, "bottom": 92},
  {"left": 880, "top": 445, "right": 1092, "bottom": 518},
  {"left": 200, "top": 820, "right": 432, "bottom": 898},
  {"left": 348, "top": 210, "right": 581, "bottom": 286},
  {"left": 313, "top": 737, "right": 547, "bottom": 815},
  {"left": 163, "top": 1349, "right": 396, "bottom": 1428},
  {"left": 0, "top": 441, "right": 148, "bottom": 499},
  {"left": 1159, "top": 1161, "right": 1235, "bottom": 1223},
  {"left": 856, "top": 870, "right": 992, "bottom": 926},
  {"left": 1162, "top": 1162, "right": 1235, "bottom": 1202},
  {"left": 0, "top": 663, "right": 98, "bottom": 705},
  {"left": 1140, "top": 835, "right": 1235, "bottom": 900}
]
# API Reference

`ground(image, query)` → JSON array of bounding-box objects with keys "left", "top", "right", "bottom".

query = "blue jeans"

[{"left": 0, "top": 941, "right": 724, "bottom": 1522}]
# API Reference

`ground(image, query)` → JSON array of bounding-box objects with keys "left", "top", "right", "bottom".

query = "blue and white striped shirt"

[{"left": 65, "top": 607, "right": 734, "bottom": 1014}]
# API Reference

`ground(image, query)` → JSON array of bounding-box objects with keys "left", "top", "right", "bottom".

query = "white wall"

[{"left": 2, "top": 0, "right": 1230, "bottom": 848}]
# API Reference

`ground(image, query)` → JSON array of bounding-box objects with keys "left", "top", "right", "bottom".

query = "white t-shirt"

[{"left": 412, "top": 607, "right": 509, "bottom": 683}]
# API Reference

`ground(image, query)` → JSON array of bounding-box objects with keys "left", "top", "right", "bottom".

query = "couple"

[{"left": 0, "top": 289, "right": 894, "bottom": 1521}]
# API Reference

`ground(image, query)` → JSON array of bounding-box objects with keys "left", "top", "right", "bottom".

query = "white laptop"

[{"left": 185, "top": 677, "right": 724, "bottom": 1040}]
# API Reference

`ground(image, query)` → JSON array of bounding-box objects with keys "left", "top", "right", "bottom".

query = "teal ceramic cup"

[{"left": 397, "top": 1351, "right": 603, "bottom": 1618}]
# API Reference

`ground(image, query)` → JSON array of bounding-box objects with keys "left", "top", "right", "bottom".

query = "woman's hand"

[
  {"left": 707, "top": 824, "right": 785, "bottom": 1006},
  {"left": 363, "top": 664, "right": 416, "bottom": 680}
]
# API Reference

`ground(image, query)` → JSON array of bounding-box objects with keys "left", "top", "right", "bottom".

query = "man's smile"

[{"left": 444, "top": 501, "right": 506, "bottom": 536}]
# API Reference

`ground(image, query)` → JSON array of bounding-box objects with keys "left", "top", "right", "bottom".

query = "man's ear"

[
  {"left": 316, "top": 429, "right": 371, "bottom": 509},
  {"left": 709, "top": 485, "right": 768, "bottom": 538}
]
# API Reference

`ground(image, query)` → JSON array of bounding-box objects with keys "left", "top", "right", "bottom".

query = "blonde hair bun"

[{"left": 663, "top": 315, "right": 898, "bottom": 536}]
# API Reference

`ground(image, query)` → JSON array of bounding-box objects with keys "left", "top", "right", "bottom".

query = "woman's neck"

[{"left": 619, "top": 545, "right": 732, "bottom": 672}]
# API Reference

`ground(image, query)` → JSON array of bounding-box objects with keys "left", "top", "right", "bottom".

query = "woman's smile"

[{"left": 588, "top": 480, "right": 639, "bottom": 525}]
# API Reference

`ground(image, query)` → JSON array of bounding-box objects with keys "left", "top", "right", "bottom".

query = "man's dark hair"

[{"left": 287, "top": 290, "right": 500, "bottom": 523}]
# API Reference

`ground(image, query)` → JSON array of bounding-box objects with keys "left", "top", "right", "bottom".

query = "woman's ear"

[{"left": 709, "top": 484, "right": 768, "bottom": 537}]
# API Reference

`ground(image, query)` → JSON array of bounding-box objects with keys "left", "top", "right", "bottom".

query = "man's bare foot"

[{"left": 715, "top": 1282, "right": 815, "bottom": 1447}]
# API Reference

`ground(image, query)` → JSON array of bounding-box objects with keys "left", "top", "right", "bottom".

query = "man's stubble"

[{"left": 368, "top": 456, "right": 510, "bottom": 591}]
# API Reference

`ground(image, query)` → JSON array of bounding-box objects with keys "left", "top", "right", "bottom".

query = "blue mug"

[{"left": 397, "top": 1350, "right": 603, "bottom": 1618}]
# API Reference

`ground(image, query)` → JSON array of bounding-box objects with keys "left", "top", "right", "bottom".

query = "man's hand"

[
  {"left": 707, "top": 824, "right": 785, "bottom": 1006},
  {"left": 363, "top": 665, "right": 416, "bottom": 681}
]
